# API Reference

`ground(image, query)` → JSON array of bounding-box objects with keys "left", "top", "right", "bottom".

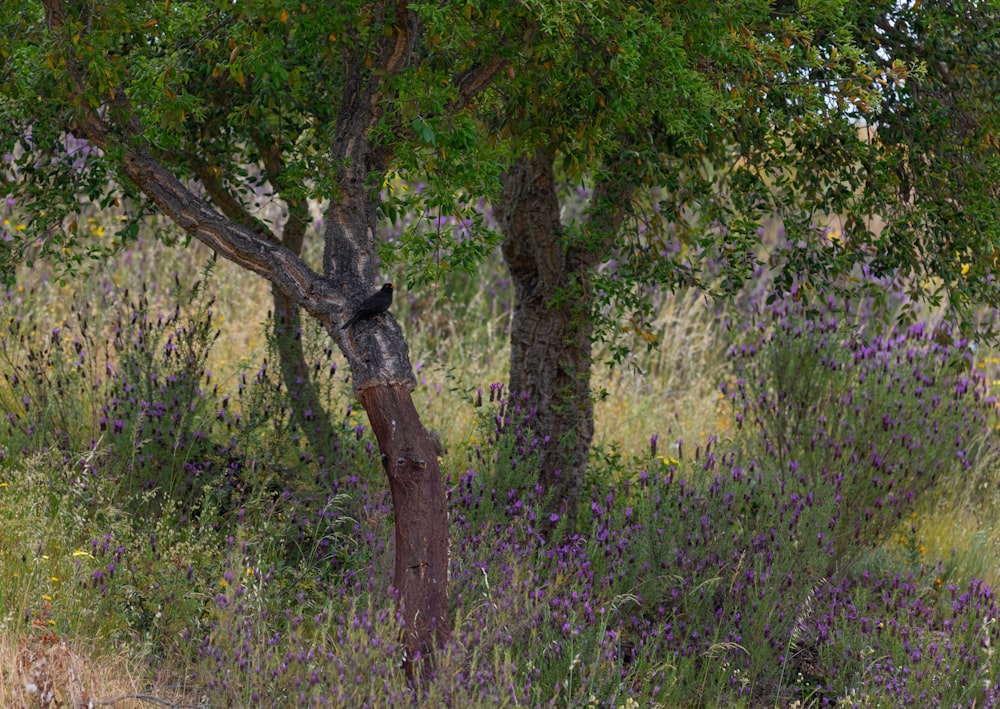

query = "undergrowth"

[{"left": 1, "top": 246, "right": 1000, "bottom": 707}]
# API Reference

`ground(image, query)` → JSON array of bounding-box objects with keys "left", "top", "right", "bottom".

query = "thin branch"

[{"left": 91, "top": 693, "right": 204, "bottom": 708}]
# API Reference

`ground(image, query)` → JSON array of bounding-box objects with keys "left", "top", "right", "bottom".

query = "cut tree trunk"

[{"left": 360, "top": 383, "right": 450, "bottom": 657}]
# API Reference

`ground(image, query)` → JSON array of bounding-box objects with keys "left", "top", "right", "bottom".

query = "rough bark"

[
  {"left": 498, "top": 151, "right": 593, "bottom": 531},
  {"left": 497, "top": 150, "right": 633, "bottom": 533}
]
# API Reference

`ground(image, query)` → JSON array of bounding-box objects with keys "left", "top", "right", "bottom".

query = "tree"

[
  {"left": 492, "top": 0, "right": 1000, "bottom": 529},
  {"left": 490, "top": 1, "right": 861, "bottom": 528},
  {"left": 0, "top": 0, "right": 512, "bottom": 668},
  {"left": 846, "top": 0, "right": 1000, "bottom": 324}
]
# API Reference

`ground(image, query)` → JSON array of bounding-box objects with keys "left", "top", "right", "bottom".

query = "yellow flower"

[{"left": 42, "top": 594, "right": 52, "bottom": 601}]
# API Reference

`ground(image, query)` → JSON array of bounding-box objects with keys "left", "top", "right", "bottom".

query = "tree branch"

[
  {"left": 192, "top": 163, "right": 278, "bottom": 242},
  {"left": 451, "top": 56, "right": 510, "bottom": 112},
  {"left": 41, "top": 0, "right": 345, "bottom": 324},
  {"left": 121, "top": 145, "right": 343, "bottom": 320}
]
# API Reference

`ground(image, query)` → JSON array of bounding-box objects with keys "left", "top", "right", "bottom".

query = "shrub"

[{"left": 724, "top": 293, "right": 994, "bottom": 562}]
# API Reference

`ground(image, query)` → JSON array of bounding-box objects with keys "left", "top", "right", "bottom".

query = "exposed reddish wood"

[{"left": 359, "top": 384, "right": 451, "bottom": 664}]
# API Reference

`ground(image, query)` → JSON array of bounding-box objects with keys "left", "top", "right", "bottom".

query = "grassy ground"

[{"left": 3, "top": 232, "right": 1000, "bottom": 707}]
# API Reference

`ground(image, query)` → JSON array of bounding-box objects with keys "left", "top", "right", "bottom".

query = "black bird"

[{"left": 341, "top": 283, "right": 394, "bottom": 330}]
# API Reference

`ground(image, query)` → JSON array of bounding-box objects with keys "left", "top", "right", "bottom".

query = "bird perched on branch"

[{"left": 341, "top": 282, "right": 394, "bottom": 330}]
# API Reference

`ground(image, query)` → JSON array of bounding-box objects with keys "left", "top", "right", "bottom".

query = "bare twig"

[{"left": 91, "top": 692, "right": 206, "bottom": 708}]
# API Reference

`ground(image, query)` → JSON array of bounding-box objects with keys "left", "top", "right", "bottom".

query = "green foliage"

[
  {"left": 0, "top": 0, "right": 519, "bottom": 287},
  {"left": 0, "top": 449, "right": 221, "bottom": 658},
  {"left": 3, "top": 0, "right": 998, "bottom": 346}
]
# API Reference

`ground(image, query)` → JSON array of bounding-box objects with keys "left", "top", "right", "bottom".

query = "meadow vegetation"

[{"left": 3, "top": 230, "right": 1000, "bottom": 707}]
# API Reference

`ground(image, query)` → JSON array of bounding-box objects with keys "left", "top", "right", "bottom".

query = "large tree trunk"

[
  {"left": 320, "top": 8, "right": 451, "bottom": 671},
  {"left": 498, "top": 150, "right": 634, "bottom": 533},
  {"left": 497, "top": 151, "right": 595, "bottom": 532}
]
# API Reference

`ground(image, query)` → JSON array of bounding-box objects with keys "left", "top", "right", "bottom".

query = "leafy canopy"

[
  {"left": 2, "top": 0, "right": 999, "bottom": 335},
  {"left": 0, "top": 0, "right": 516, "bottom": 282}
]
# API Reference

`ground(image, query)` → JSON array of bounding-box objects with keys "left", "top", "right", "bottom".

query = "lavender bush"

[
  {"left": 3, "top": 252, "right": 1000, "bottom": 707},
  {"left": 725, "top": 292, "right": 995, "bottom": 562}
]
